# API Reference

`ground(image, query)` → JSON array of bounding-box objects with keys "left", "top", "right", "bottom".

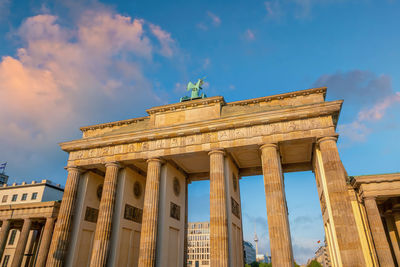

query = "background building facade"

[
  {"left": 0, "top": 180, "right": 63, "bottom": 267},
  {"left": 243, "top": 241, "right": 256, "bottom": 264},
  {"left": 187, "top": 222, "right": 210, "bottom": 267}
]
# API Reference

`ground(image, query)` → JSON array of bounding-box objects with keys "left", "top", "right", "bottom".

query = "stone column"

[
  {"left": 384, "top": 212, "right": 400, "bottom": 265},
  {"left": 317, "top": 136, "right": 366, "bottom": 266},
  {"left": 138, "top": 158, "right": 163, "bottom": 267},
  {"left": 260, "top": 143, "right": 294, "bottom": 267},
  {"left": 89, "top": 162, "right": 120, "bottom": 267},
  {"left": 47, "top": 167, "right": 82, "bottom": 267},
  {"left": 393, "top": 212, "right": 400, "bottom": 240},
  {"left": 209, "top": 149, "right": 229, "bottom": 267},
  {"left": 0, "top": 219, "right": 11, "bottom": 259},
  {"left": 11, "top": 218, "right": 32, "bottom": 267},
  {"left": 364, "top": 197, "right": 395, "bottom": 266},
  {"left": 36, "top": 217, "right": 56, "bottom": 267},
  {"left": 183, "top": 179, "right": 189, "bottom": 267}
]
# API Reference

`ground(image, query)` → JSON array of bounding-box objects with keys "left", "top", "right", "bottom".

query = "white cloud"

[
  {"left": 207, "top": 11, "right": 221, "bottom": 26},
  {"left": 203, "top": 58, "right": 211, "bottom": 69},
  {"left": 197, "top": 11, "right": 221, "bottom": 30},
  {"left": 245, "top": 29, "right": 255, "bottom": 41},
  {"left": 149, "top": 23, "right": 175, "bottom": 57},
  {"left": 264, "top": 0, "right": 283, "bottom": 20},
  {"left": 264, "top": 0, "right": 344, "bottom": 20},
  {"left": 0, "top": 0, "right": 10, "bottom": 20}
]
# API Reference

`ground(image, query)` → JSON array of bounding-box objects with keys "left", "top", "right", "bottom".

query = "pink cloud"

[
  {"left": 357, "top": 93, "right": 400, "bottom": 121},
  {"left": 149, "top": 24, "right": 175, "bottom": 57},
  {"left": 338, "top": 94, "right": 400, "bottom": 142},
  {"left": 0, "top": 10, "right": 177, "bottom": 178},
  {"left": 313, "top": 70, "right": 400, "bottom": 142}
]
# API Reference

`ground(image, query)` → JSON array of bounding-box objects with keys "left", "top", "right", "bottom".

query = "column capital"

[
  {"left": 317, "top": 135, "right": 338, "bottom": 145},
  {"left": 146, "top": 158, "right": 165, "bottom": 164},
  {"left": 384, "top": 210, "right": 394, "bottom": 216},
  {"left": 364, "top": 195, "right": 377, "bottom": 200},
  {"left": 208, "top": 149, "right": 225, "bottom": 156},
  {"left": 260, "top": 143, "right": 278, "bottom": 151},
  {"left": 65, "top": 166, "right": 83, "bottom": 173},
  {"left": 105, "top": 162, "right": 121, "bottom": 168}
]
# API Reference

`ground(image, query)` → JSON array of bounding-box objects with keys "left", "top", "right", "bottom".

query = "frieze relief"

[{"left": 69, "top": 116, "right": 331, "bottom": 161}]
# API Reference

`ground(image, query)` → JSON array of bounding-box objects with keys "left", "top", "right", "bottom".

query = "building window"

[
  {"left": 2, "top": 255, "right": 10, "bottom": 267},
  {"left": 11, "top": 195, "right": 17, "bottom": 202},
  {"left": 8, "top": 230, "right": 16, "bottom": 245},
  {"left": 1, "top": 195, "right": 7, "bottom": 203},
  {"left": 21, "top": 193, "right": 27, "bottom": 201},
  {"left": 31, "top": 192, "right": 38, "bottom": 200}
]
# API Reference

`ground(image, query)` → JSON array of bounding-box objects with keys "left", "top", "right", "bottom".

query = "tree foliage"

[{"left": 308, "top": 259, "right": 323, "bottom": 267}]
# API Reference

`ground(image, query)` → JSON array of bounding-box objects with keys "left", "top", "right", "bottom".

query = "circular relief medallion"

[
  {"left": 173, "top": 178, "right": 180, "bottom": 197},
  {"left": 97, "top": 184, "right": 103, "bottom": 201},
  {"left": 133, "top": 181, "right": 142, "bottom": 199},
  {"left": 233, "top": 174, "right": 238, "bottom": 192}
]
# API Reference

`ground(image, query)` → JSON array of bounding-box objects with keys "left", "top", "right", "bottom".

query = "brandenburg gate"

[{"left": 45, "top": 86, "right": 371, "bottom": 266}]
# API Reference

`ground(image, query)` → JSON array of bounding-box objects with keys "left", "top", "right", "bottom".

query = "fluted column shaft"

[
  {"left": 36, "top": 217, "right": 56, "bottom": 267},
  {"left": 384, "top": 212, "right": 400, "bottom": 265},
  {"left": 0, "top": 220, "right": 11, "bottom": 259},
  {"left": 260, "top": 143, "right": 294, "bottom": 267},
  {"left": 317, "top": 136, "right": 366, "bottom": 266},
  {"left": 394, "top": 212, "right": 400, "bottom": 242},
  {"left": 209, "top": 149, "right": 229, "bottom": 267},
  {"left": 138, "top": 158, "right": 163, "bottom": 267},
  {"left": 364, "top": 197, "right": 395, "bottom": 266},
  {"left": 89, "top": 162, "right": 120, "bottom": 267},
  {"left": 11, "top": 218, "right": 32, "bottom": 267},
  {"left": 47, "top": 167, "right": 82, "bottom": 267}
]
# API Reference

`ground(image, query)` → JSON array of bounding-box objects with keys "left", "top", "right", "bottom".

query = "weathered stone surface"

[
  {"left": 47, "top": 167, "right": 81, "bottom": 267},
  {"left": 364, "top": 197, "right": 395, "bottom": 266},
  {"left": 0, "top": 219, "right": 10, "bottom": 259},
  {"left": 384, "top": 212, "right": 400, "bottom": 265},
  {"left": 260, "top": 143, "right": 294, "bottom": 267},
  {"left": 318, "top": 137, "right": 366, "bottom": 266},
  {"left": 89, "top": 162, "right": 120, "bottom": 267},
  {"left": 36, "top": 217, "right": 56, "bottom": 267},
  {"left": 138, "top": 158, "right": 163, "bottom": 267},
  {"left": 209, "top": 150, "right": 229, "bottom": 267},
  {"left": 51, "top": 87, "right": 385, "bottom": 266},
  {"left": 11, "top": 218, "right": 32, "bottom": 267}
]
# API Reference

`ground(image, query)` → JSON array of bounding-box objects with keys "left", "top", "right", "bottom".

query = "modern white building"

[
  {"left": 0, "top": 180, "right": 63, "bottom": 205},
  {"left": 0, "top": 180, "right": 63, "bottom": 267},
  {"left": 187, "top": 222, "right": 210, "bottom": 267},
  {"left": 243, "top": 241, "right": 256, "bottom": 264}
]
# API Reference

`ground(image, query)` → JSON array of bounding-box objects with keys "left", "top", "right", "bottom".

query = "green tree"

[
  {"left": 250, "top": 261, "right": 259, "bottom": 267},
  {"left": 307, "top": 259, "right": 322, "bottom": 267}
]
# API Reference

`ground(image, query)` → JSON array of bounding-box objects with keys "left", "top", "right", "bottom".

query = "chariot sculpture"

[{"left": 180, "top": 77, "right": 207, "bottom": 102}]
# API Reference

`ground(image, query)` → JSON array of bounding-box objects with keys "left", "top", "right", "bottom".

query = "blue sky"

[{"left": 1, "top": 0, "right": 399, "bottom": 263}]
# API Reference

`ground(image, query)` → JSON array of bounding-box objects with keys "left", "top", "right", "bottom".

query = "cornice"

[
  {"left": 59, "top": 100, "right": 342, "bottom": 152},
  {"left": 146, "top": 96, "right": 225, "bottom": 115},
  {"left": 227, "top": 87, "right": 327, "bottom": 106},
  {"left": 0, "top": 201, "right": 61, "bottom": 211},
  {"left": 80, "top": 116, "right": 148, "bottom": 132},
  {"left": 351, "top": 173, "right": 400, "bottom": 188}
]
